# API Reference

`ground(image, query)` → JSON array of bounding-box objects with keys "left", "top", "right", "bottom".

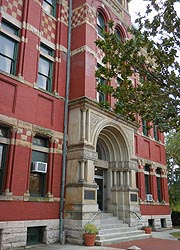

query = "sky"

[
  {"left": 129, "top": 0, "right": 148, "bottom": 23},
  {"left": 129, "top": 0, "right": 180, "bottom": 23},
  {"left": 128, "top": 0, "right": 180, "bottom": 61}
]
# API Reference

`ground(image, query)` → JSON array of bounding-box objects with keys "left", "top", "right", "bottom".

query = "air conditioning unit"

[
  {"left": 146, "top": 194, "right": 153, "bottom": 202},
  {"left": 31, "top": 161, "right": 47, "bottom": 173}
]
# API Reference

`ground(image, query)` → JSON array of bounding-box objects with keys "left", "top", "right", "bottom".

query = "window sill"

[
  {"left": 23, "top": 193, "right": 54, "bottom": 202},
  {"left": 0, "top": 192, "right": 13, "bottom": 201},
  {"left": 42, "top": 9, "right": 57, "bottom": 21}
]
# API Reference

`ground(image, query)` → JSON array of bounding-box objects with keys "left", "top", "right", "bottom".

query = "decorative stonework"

[
  {"left": 2, "top": 0, "right": 23, "bottom": 21},
  {"left": 67, "top": 148, "right": 98, "bottom": 161},
  {"left": 71, "top": 45, "right": 96, "bottom": 57},
  {"left": 90, "top": 112, "right": 103, "bottom": 135},
  {"left": 41, "top": 12, "right": 56, "bottom": 43},
  {"left": 26, "top": 23, "right": 41, "bottom": 38},
  {"left": 72, "top": 3, "right": 96, "bottom": 29},
  {"left": 106, "top": 0, "right": 123, "bottom": 17},
  {"left": 60, "top": 1, "right": 68, "bottom": 25}
]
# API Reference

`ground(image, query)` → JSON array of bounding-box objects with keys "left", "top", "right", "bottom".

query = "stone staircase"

[{"left": 95, "top": 213, "right": 151, "bottom": 246}]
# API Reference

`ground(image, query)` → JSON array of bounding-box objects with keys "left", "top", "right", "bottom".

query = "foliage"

[
  {"left": 166, "top": 130, "right": 180, "bottom": 166},
  {"left": 84, "top": 223, "right": 98, "bottom": 234},
  {"left": 166, "top": 130, "right": 180, "bottom": 210},
  {"left": 171, "top": 211, "right": 180, "bottom": 226},
  {"left": 95, "top": 0, "right": 180, "bottom": 132}
]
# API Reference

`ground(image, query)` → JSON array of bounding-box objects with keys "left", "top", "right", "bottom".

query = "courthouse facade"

[{"left": 0, "top": 0, "right": 171, "bottom": 248}]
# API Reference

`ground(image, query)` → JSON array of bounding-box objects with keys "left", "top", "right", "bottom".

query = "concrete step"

[
  {"left": 96, "top": 233, "right": 151, "bottom": 245},
  {"left": 95, "top": 212, "right": 151, "bottom": 246},
  {"left": 96, "top": 230, "right": 144, "bottom": 239},
  {"left": 100, "top": 222, "right": 128, "bottom": 229},
  {"left": 99, "top": 226, "right": 136, "bottom": 235}
]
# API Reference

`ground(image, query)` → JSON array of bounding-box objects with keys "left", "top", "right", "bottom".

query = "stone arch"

[{"left": 92, "top": 121, "right": 131, "bottom": 162}]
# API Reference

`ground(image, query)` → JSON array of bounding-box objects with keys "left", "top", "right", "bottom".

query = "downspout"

[{"left": 59, "top": 0, "right": 72, "bottom": 244}]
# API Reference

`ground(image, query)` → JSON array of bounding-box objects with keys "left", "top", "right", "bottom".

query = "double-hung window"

[
  {"left": 144, "top": 164, "right": 151, "bottom": 195},
  {"left": 0, "top": 125, "right": 10, "bottom": 195},
  {"left": 156, "top": 168, "right": 162, "bottom": 202},
  {"left": 153, "top": 124, "right": 159, "bottom": 141},
  {"left": 0, "top": 20, "right": 20, "bottom": 75},
  {"left": 29, "top": 136, "right": 49, "bottom": 197},
  {"left": 43, "top": 0, "right": 56, "bottom": 16},
  {"left": 142, "top": 119, "right": 149, "bottom": 136},
  {"left": 38, "top": 44, "right": 54, "bottom": 92}
]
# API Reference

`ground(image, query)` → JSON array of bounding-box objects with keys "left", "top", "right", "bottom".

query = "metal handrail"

[
  {"left": 130, "top": 211, "right": 142, "bottom": 220},
  {"left": 88, "top": 209, "right": 101, "bottom": 224}
]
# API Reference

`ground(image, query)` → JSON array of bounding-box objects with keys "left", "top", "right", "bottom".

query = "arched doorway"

[{"left": 95, "top": 125, "right": 130, "bottom": 214}]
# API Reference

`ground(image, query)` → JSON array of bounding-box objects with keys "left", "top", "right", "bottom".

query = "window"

[
  {"left": 96, "top": 64, "right": 107, "bottom": 103},
  {"left": 115, "top": 29, "right": 122, "bottom": 41},
  {"left": 116, "top": 76, "right": 122, "bottom": 86},
  {"left": 144, "top": 164, "right": 151, "bottom": 195},
  {"left": 142, "top": 119, "right": 149, "bottom": 136},
  {"left": 38, "top": 44, "right": 54, "bottom": 92},
  {"left": 27, "top": 227, "right": 44, "bottom": 246},
  {"left": 29, "top": 136, "right": 49, "bottom": 197},
  {"left": 153, "top": 124, "right": 159, "bottom": 141},
  {"left": 0, "top": 20, "right": 19, "bottom": 75},
  {"left": 0, "top": 125, "right": 10, "bottom": 194},
  {"left": 156, "top": 168, "right": 162, "bottom": 202},
  {"left": 42, "top": 0, "right": 56, "bottom": 16},
  {"left": 97, "top": 12, "right": 106, "bottom": 38}
]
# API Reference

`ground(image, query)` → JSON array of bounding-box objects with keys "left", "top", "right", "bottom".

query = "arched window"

[
  {"left": 115, "top": 29, "right": 122, "bottom": 41},
  {"left": 97, "top": 12, "right": 106, "bottom": 37}
]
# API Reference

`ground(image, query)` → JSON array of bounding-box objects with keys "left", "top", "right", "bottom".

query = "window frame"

[
  {"left": 156, "top": 168, "right": 162, "bottom": 202},
  {"left": 142, "top": 119, "right": 149, "bottom": 136},
  {"left": 29, "top": 135, "right": 49, "bottom": 197},
  {"left": 144, "top": 164, "right": 151, "bottom": 195},
  {"left": 0, "top": 20, "right": 20, "bottom": 75},
  {"left": 97, "top": 11, "right": 106, "bottom": 38},
  {"left": 115, "top": 28, "right": 122, "bottom": 42},
  {"left": 153, "top": 124, "right": 159, "bottom": 141},
  {"left": 0, "top": 125, "right": 10, "bottom": 195},
  {"left": 42, "top": 0, "right": 56, "bottom": 17},
  {"left": 37, "top": 44, "right": 54, "bottom": 92}
]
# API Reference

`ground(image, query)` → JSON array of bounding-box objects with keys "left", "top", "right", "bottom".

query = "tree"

[
  {"left": 166, "top": 130, "right": 180, "bottom": 210},
  {"left": 95, "top": 0, "right": 180, "bottom": 132}
]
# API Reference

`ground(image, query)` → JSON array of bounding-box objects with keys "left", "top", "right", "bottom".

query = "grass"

[{"left": 170, "top": 231, "right": 180, "bottom": 238}]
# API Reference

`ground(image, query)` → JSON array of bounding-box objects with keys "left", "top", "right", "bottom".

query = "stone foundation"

[
  {"left": 141, "top": 214, "right": 172, "bottom": 230},
  {"left": 0, "top": 219, "right": 59, "bottom": 250}
]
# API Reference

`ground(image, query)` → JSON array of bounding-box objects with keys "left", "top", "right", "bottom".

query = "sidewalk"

[
  {"left": 22, "top": 229, "right": 180, "bottom": 250},
  {"left": 107, "top": 229, "right": 180, "bottom": 250}
]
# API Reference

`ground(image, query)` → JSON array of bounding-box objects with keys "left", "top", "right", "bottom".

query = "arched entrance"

[{"left": 94, "top": 125, "right": 137, "bottom": 219}]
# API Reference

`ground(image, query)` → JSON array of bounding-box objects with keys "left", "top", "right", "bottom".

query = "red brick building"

[{"left": 0, "top": 0, "right": 171, "bottom": 248}]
